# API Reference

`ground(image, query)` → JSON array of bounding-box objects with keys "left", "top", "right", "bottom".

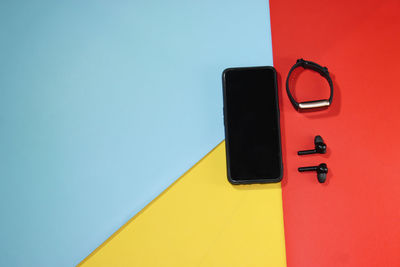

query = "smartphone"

[{"left": 222, "top": 66, "right": 283, "bottom": 184}]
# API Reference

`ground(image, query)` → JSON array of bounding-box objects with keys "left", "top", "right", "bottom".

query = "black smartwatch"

[{"left": 286, "top": 59, "right": 333, "bottom": 111}]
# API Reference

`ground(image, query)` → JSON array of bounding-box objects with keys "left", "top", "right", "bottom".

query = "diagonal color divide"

[
  {"left": 0, "top": 0, "right": 274, "bottom": 265},
  {"left": 80, "top": 142, "right": 286, "bottom": 267}
]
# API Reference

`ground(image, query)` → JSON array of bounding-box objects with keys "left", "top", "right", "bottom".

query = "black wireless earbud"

[
  {"left": 298, "top": 163, "right": 328, "bottom": 183},
  {"left": 298, "top": 135, "right": 326, "bottom": 155}
]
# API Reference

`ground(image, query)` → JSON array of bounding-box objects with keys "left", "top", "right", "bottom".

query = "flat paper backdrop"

[
  {"left": 0, "top": 0, "right": 273, "bottom": 266},
  {"left": 270, "top": 0, "right": 400, "bottom": 266}
]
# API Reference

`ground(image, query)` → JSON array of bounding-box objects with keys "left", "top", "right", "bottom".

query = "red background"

[{"left": 270, "top": 0, "right": 400, "bottom": 266}]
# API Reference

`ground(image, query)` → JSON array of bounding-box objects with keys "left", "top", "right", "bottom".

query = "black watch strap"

[{"left": 286, "top": 59, "right": 334, "bottom": 111}]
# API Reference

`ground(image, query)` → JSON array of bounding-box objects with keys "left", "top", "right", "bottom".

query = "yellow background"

[{"left": 80, "top": 142, "right": 286, "bottom": 266}]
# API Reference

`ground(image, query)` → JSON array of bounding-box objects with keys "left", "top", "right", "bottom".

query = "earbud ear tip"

[
  {"left": 314, "top": 135, "right": 323, "bottom": 144},
  {"left": 317, "top": 173, "right": 327, "bottom": 183}
]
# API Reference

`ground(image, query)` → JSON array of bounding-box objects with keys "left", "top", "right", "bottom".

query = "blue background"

[{"left": 0, "top": 0, "right": 273, "bottom": 265}]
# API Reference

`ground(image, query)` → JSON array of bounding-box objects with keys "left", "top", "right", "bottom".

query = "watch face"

[{"left": 298, "top": 100, "right": 331, "bottom": 110}]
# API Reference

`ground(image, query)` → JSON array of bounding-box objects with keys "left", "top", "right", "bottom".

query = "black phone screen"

[{"left": 222, "top": 67, "right": 282, "bottom": 184}]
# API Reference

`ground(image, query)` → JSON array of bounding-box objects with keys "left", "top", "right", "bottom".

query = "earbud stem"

[
  {"left": 298, "top": 166, "right": 317, "bottom": 172},
  {"left": 298, "top": 149, "right": 317, "bottom": 155}
]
